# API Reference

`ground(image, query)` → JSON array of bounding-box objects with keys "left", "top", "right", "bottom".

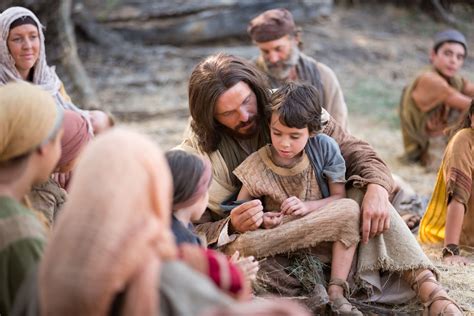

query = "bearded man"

[
  {"left": 248, "top": 8, "right": 348, "bottom": 128},
  {"left": 178, "top": 53, "right": 463, "bottom": 315}
]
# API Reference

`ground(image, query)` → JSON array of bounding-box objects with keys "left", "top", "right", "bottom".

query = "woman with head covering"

[
  {"left": 38, "top": 128, "right": 177, "bottom": 315},
  {"left": 28, "top": 110, "right": 92, "bottom": 227},
  {"left": 0, "top": 6, "right": 113, "bottom": 135},
  {"left": 0, "top": 81, "right": 63, "bottom": 316}
]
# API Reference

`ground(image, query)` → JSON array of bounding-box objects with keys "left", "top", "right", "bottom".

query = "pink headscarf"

[
  {"left": 39, "top": 128, "right": 177, "bottom": 316},
  {"left": 57, "top": 110, "right": 91, "bottom": 168}
]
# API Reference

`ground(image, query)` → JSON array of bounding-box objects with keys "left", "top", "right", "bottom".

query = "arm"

[
  {"left": 322, "top": 116, "right": 394, "bottom": 242},
  {"left": 412, "top": 73, "right": 471, "bottom": 112},
  {"left": 462, "top": 77, "right": 474, "bottom": 97},
  {"left": 318, "top": 62, "right": 348, "bottom": 129},
  {"left": 281, "top": 181, "right": 345, "bottom": 216}
]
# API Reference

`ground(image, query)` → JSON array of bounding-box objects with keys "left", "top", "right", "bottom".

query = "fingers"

[
  {"left": 230, "top": 200, "right": 264, "bottom": 232},
  {"left": 230, "top": 251, "right": 240, "bottom": 263},
  {"left": 361, "top": 214, "right": 371, "bottom": 244}
]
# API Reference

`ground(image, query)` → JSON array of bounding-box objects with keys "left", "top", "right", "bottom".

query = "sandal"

[
  {"left": 328, "top": 278, "right": 363, "bottom": 316},
  {"left": 411, "top": 270, "right": 463, "bottom": 315}
]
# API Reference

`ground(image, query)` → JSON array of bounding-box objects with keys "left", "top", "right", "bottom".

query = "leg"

[
  {"left": 403, "top": 269, "right": 463, "bottom": 315},
  {"left": 443, "top": 199, "right": 469, "bottom": 265},
  {"left": 328, "top": 241, "right": 362, "bottom": 315}
]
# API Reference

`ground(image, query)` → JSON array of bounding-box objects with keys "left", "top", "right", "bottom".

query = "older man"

[
  {"left": 248, "top": 8, "right": 348, "bottom": 128},
  {"left": 178, "top": 53, "right": 462, "bottom": 315}
]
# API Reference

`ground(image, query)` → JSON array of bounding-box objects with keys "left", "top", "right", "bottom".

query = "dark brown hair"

[
  {"left": 269, "top": 82, "right": 322, "bottom": 133},
  {"left": 447, "top": 101, "right": 474, "bottom": 139},
  {"left": 188, "top": 53, "right": 271, "bottom": 153},
  {"left": 165, "top": 150, "right": 206, "bottom": 207}
]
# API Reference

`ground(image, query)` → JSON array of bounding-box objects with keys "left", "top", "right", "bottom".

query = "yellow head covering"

[{"left": 0, "top": 81, "right": 63, "bottom": 162}]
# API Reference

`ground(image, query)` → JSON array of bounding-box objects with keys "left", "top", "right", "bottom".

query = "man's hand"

[
  {"left": 229, "top": 199, "right": 264, "bottom": 233},
  {"left": 361, "top": 184, "right": 391, "bottom": 243},
  {"left": 280, "top": 196, "right": 309, "bottom": 216},
  {"left": 261, "top": 211, "right": 283, "bottom": 229}
]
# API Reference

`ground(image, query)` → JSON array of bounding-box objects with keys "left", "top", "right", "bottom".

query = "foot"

[
  {"left": 328, "top": 279, "right": 362, "bottom": 315},
  {"left": 411, "top": 270, "right": 463, "bottom": 316},
  {"left": 442, "top": 254, "right": 470, "bottom": 266},
  {"left": 400, "top": 212, "right": 421, "bottom": 230}
]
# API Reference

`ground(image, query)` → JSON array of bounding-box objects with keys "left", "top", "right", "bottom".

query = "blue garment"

[
  {"left": 171, "top": 215, "right": 201, "bottom": 245},
  {"left": 305, "top": 134, "right": 346, "bottom": 198}
]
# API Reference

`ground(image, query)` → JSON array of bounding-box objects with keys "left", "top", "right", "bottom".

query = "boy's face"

[
  {"left": 270, "top": 113, "right": 309, "bottom": 164},
  {"left": 430, "top": 42, "right": 466, "bottom": 78}
]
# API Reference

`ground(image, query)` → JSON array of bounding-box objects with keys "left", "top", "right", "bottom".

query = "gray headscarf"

[{"left": 0, "top": 6, "right": 91, "bottom": 131}]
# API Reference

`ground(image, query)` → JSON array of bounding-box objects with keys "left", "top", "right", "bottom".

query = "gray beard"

[{"left": 264, "top": 46, "right": 300, "bottom": 81}]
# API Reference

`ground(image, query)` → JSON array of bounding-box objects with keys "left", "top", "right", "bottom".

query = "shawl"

[
  {"left": 39, "top": 128, "right": 177, "bottom": 316},
  {"left": 0, "top": 7, "right": 91, "bottom": 130},
  {"left": 419, "top": 128, "right": 474, "bottom": 245},
  {"left": 0, "top": 82, "right": 63, "bottom": 162},
  {"left": 57, "top": 110, "right": 91, "bottom": 168}
]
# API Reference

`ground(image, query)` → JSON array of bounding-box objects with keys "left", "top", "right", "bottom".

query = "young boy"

[
  {"left": 400, "top": 29, "right": 474, "bottom": 170},
  {"left": 234, "top": 82, "right": 361, "bottom": 315},
  {"left": 0, "top": 82, "right": 64, "bottom": 315}
]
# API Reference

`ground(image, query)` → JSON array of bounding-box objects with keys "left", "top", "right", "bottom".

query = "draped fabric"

[
  {"left": 419, "top": 128, "right": 474, "bottom": 246},
  {"left": 0, "top": 6, "right": 91, "bottom": 131},
  {"left": 39, "top": 128, "right": 177, "bottom": 316}
]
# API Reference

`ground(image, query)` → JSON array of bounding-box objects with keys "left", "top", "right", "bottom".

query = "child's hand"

[
  {"left": 230, "top": 251, "right": 259, "bottom": 282},
  {"left": 261, "top": 211, "right": 283, "bottom": 229},
  {"left": 281, "top": 196, "right": 309, "bottom": 216}
]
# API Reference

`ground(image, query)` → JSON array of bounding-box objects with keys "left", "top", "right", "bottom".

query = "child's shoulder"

[{"left": 310, "top": 133, "right": 339, "bottom": 149}]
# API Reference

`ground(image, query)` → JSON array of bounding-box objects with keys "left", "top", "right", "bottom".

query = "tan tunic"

[
  {"left": 233, "top": 145, "right": 322, "bottom": 212},
  {"left": 28, "top": 178, "right": 67, "bottom": 228},
  {"left": 178, "top": 109, "right": 394, "bottom": 246},
  {"left": 400, "top": 66, "right": 467, "bottom": 162}
]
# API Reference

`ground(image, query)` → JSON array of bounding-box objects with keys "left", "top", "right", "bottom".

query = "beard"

[
  {"left": 218, "top": 115, "right": 260, "bottom": 140},
  {"left": 264, "top": 45, "right": 300, "bottom": 80}
]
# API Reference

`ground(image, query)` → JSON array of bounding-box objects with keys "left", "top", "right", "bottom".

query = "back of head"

[
  {"left": 247, "top": 8, "right": 297, "bottom": 43},
  {"left": 188, "top": 53, "right": 270, "bottom": 152},
  {"left": 166, "top": 149, "right": 211, "bottom": 210},
  {"left": 433, "top": 29, "right": 468, "bottom": 56},
  {"left": 270, "top": 82, "right": 322, "bottom": 133},
  {"left": 0, "top": 81, "right": 62, "bottom": 164},
  {"left": 39, "top": 128, "right": 177, "bottom": 316}
]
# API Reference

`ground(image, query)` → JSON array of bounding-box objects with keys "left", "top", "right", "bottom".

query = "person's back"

[
  {"left": 0, "top": 82, "right": 63, "bottom": 315},
  {"left": 400, "top": 29, "right": 474, "bottom": 169}
]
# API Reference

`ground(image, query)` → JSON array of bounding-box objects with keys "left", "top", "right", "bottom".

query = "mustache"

[{"left": 235, "top": 116, "right": 256, "bottom": 130}]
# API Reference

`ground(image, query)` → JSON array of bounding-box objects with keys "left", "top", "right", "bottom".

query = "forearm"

[
  {"left": 444, "top": 199, "right": 465, "bottom": 246},
  {"left": 304, "top": 193, "right": 345, "bottom": 213},
  {"left": 323, "top": 118, "right": 394, "bottom": 193}
]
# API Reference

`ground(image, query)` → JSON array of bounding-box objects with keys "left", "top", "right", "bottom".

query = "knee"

[{"left": 334, "top": 198, "right": 361, "bottom": 228}]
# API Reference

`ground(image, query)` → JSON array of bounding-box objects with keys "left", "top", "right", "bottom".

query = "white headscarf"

[{"left": 0, "top": 6, "right": 91, "bottom": 130}]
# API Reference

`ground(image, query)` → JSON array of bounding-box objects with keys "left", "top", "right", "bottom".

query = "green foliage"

[{"left": 345, "top": 79, "right": 400, "bottom": 129}]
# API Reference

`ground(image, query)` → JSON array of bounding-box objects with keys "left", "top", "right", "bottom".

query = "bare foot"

[
  {"left": 442, "top": 254, "right": 470, "bottom": 266},
  {"left": 328, "top": 285, "right": 353, "bottom": 313}
]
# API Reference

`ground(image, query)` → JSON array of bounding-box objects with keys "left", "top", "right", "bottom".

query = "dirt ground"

[{"left": 77, "top": 3, "right": 474, "bottom": 312}]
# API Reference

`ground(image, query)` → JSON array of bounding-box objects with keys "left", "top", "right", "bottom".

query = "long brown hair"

[
  {"left": 447, "top": 102, "right": 474, "bottom": 139},
  {"left": 188, "top": 53, "right": 271, "bottom": 153}
]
